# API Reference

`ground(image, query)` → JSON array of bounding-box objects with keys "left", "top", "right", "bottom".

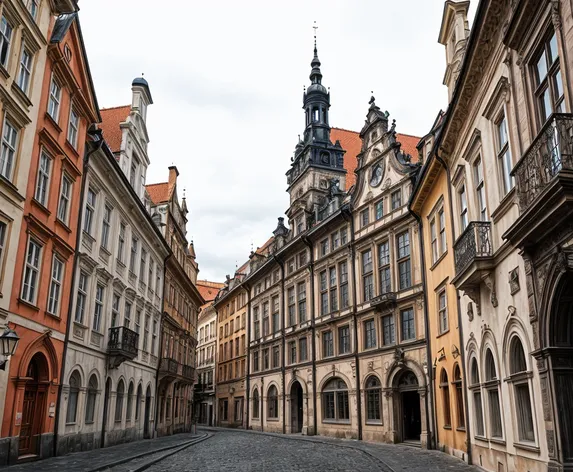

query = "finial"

[
  {"left": 142, "top": 72, "right": 144, "bottom": 77},
  {"left": 250, "top": 240, "right": 254, "bottom": 253},
  {"left": 369, "top": 92, "right": 375, "bottom": 105},
  {"left": 182, "top": 187, "right": 186, "bottom": 198},
  {"left": 313, "top": 21, "right": 318, "bottom": 50}
]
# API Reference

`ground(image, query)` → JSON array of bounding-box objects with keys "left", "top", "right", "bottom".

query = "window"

[
  {"left": 25, "top": 0, "right": 39, "bottom": 19},
  {"left": 298, "top": 250, "right": 307, "bottom": 267},
  {"left": 496, "top": 114, "right": 514, "bottom": 195},
  {"left": 453, "top": 364, "right": 465, "bottom": 429},
  {"left": 297, "top": 282, "right": 307, "bottom": 322},
  {"left": 438, "top": 289, "right": 448, "bottom": 334},
  {"left": 253, "top": 350, "right": 259, "bottom": 372},
  {"left": 118, "top": 222, "right": 126, "bottom": 262},
  {"left": 83, "top": 188, "right": 96, "bottom": 234},
  {"left": 66, "top": 371, "right": 81, "bottom": 423},
  {"left": 85, "top": 374, "right": 98, "bottom": 423},
  {"left": 400, "top": 308, "right": 415, "bottom": 341},
  {"left": 152, "top": 319, "right": 158, "bottom": 355},
  {"left": 0, "top": 16, "right": 13, "bottom": 68},
  {"left": 220, "top": 399, "right": 228, "bottom": 421},
  {"left": 459, "top": 185, "right": 468, "bottom": 232},
  {"left": 143, "top": 314, "right": 150, "bottom": 351},
  {"left": 382, "top": 314, "right": 395, "bottom": 345},
  {"left": 262, "top": 302, "right": 269, "bottom": 336},
  {"left": 101, "top": 205, "right": 111, "bottom": 249},
  {"left": 485, "top": 349, "right": 503, "bottom": 438},
  {"left": 533, "top": 31, "right": 564, "bottom": 124},
  {"left": 252, "top": 389, "right": 260, "bottom": 419},
  {"left": 0, "top": 118, "right": 18, "bottom": 181},
  {"left": 135, "top": 385, "right": 142, "bottom": 421},
  {"left": 339, "top": 261, "right": 349, "bottom": 309},
  {"left": 509, "top": 337, "right": 534, "bottom": 442},
  {"left": 329, "top": 267, "right": 338, "bottom": 312},
  {"left": 57, "top": 175, "right": 72, "bottom": 223},
  {"left": 130, "top": 159, "right": 138, "bottom": 187},
  {"left": 397, "top": 231, "right": 411, "bottom": 289},
  {"left": 17, "top": 48, "right": 32, "bottom": 94},
  {"left": 35, "top": 151, "right": 51, "bottom": 206},
  {"left": 111, "top": 294, "right": 120, "bottom": 327},
  {"left": 148, "top": 260, "right": 154, "bottom": 288},
  {"left": 439, "top": 209, "right": 446, "bottom": 254},
  {"left": 473, "top": 157, "right": 487, "bottom": 221},
  {"left": 322, "top": 330, "right": 333, "bottom": 357},
  {"left": 67, "top": 108, "right": 79, "bottom": 149},
  {"left": 364, "top": 319, "right": 376, "bottom": 349},
  {"left": 74, "top": 272, "right": 88, "bottom": 323},
  {"left": 289, "top": 341, "right": 296, "bottom": 364},
  {"left": 272, "top": 296, "right": 279, "bottom": 333},
  {"left": 361, "top": 208, "right": 369, "bottom": 227},
  {"left": 288, "top": 287, "right": 296, "bottom": 326},
  {"left": 48, "top": 77, "right": 61, "bottom": 121},
  {"left": 440, "top": 369, "right": 451, "bottom": 427},
  {"left": 21, "top": 239, "right": 42, "bottom": 304},
  {"left": 115, "top": 380, "right": 125, "bottom": 422},
  {"left": 47, "top": 255, "right": 64, "bottom": 316},
  {"left": 338, "top": 325, "right": 350, "bottom": 354},
  {"left": 320, "top": 239, "right": 329, "bottom": 256},
  {"left": 430, "top": 218, "right": 437, "bottom": 262},
  {"left": 124, "top": 302, "right": 132, "bottom": 329},
  {"left": 322, "top": 378, "right": 349, "bottom": 422},
  {"left": 126, "top": 382, "right": 134, "bottom": 421},
  {"left": 331, "top": 231, "right": 339, "bottom": 250},
  {"left": 365, "top": 376, "right": 382, "bottom": 423},
  {"left": 469, "top": 358, "right": 485, "bottom": 436},
  {"left": 272, "top": 345, "right": 280, "bottom": 368},
  {"left": 263, "top": 348, "right": 269, "bottom": 370},
  {"left": 129, "top": 237, "right": 138, "bottom": 273},
  {"left": 362, "top": 249, "right": 373, "bottom": 302},
  {"left": 340, "top": 228, "right": 347, "bottom": 245},
  {"left": 299, "top": 337, "right": 307, "bottom": 361},
  {"left": 378, "top": 241, "right": 391, "bottom": 294},
  {"left": 93, "top": 284, "right": 104, "bottom": 331},
  {"left": 319, "top": 271, "right": 328, "bottom": 315},
  {"left": 287, "top": 259, "right": 294, "bottom": 274},
  {"left": 375, "top": 200, "right": 384, "bottom": 220},
  {"left": 391, "top": 190, "right": 402, "bottom": 210},
  {"left": 267, "top": 385, "right": 278, "bottom": 418},
  {"left": 135, "top": 310, "right": 141, "bottom": 336},
  {"left": 0, "top": 221, "right": 5, "bottom": 278}
]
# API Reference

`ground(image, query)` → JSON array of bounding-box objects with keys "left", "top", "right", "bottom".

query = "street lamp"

[{"left": 0, "top": 327, "right": 19, "bottom": 370}]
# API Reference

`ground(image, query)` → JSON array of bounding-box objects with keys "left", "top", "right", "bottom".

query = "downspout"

[
  {"left": 343, "top": 208, "right": 362, "bottom": 440},
  {"left": 436, "top": 151, "right": 472, "bottom": 464},
  {"left": 301, "top": 235, "right": 317, "bottom": 436},
  {"left": 54, "top": 128, "right": 103, "bottom": 458},
  {"left": 243, "top": 286, "right": 251, "bottom": 430}
]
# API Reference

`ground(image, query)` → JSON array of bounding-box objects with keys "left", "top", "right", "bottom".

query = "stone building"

[
  {"left": 57, "top": 78, "right": 168, "bottom": 455},
  {"left": 146, "top": 167, "right": 203, "bottom": 436},
  {"left": 0, "top": 5, "right": 101, "bottom": 464},
  {"left": 213, "top": 267, "right": 248, "bottom": 428}
]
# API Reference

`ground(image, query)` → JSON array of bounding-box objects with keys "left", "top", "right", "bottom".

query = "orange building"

[{"left": 2, "top": 10, "right": 99, "bottom": 463}]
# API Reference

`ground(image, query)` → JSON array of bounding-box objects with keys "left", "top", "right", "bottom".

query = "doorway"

[
  {"left": 144, "top": 386, "right": 151, "bottom": 439},
  {"left": 290, "top": 381, "right": 303, "bottom": 433},
  {"left": 208, "top": 404, "right": 213, "bottom": 426},
  {"left": 19, "top": 354, "right": 48, "bottom": 457},
  {"left": 396, "top": 370, "right": 421, "bottom": 442},
  {"left": 101, "top": 378, "right": 111, "bottom": 448}
]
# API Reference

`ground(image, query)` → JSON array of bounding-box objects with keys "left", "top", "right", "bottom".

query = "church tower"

[{"left": 286, "top": 36, "right": 346, "bottom": 235}]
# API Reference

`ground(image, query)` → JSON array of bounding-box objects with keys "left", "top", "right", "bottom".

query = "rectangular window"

[
  {"left": 382, "top": 314, "right": 395, "bottom": 345},
  {"left": 323, "top": 330, "right": 333, "bottom": 357},
  {"left": 17, "top": 48, "right": 32, "bottom": 94},
  {"left": 378, "top": 241, "right": 391, "bottom": 294},
  {"left": 289, "top": 341, "right": 297, "bottom": 364},
  {"left": 329, "top": 267, "right": 338, "bottom": 312},
  {"left": 288, "top": 287, "right": 296, "bottom": 326},
  {"left": 74, "top": 272, "right": 88, "bottom": 323},
  {"left": 101, "top": 205, "right": 111, "bottom": 249},
  {"left": 397, "top": 231, "right": 411, "bottom": 289},
  {"left": 129, "top": 237, "right": 138, "bottom": 273},
  {"left": 21, "top": 239, "right": 42, "bottom": 304},
  {"left": 272, "top": 345, "right": 280, "bottom": 368},
  {"left": 497, "top": 114, "right": 514, "bottom": 195},
  {"left": 152, "top": 319, "right": 158, "bottom": 355},
  {"left": 124, "top": 301, "right": 132, "bottom": 329},
  {"left": 118, "top": 222, "right": 126, "bottom": 262},
  {"left": 474, "top": 157, "right": 487, "bottom": 221},
  {"left": 148, "top": 260, "right": 154, "bottom": 289},
  {"left": 401, "top": 308, "right": 415, "bottom": 341},
  {"left": 298, "top": 250, "right": 307, "bottom": 267},
  {"left": 68, "top": 108, "right": 79, "bottom": 149},
  {"left": 320, "top": 239, "right": 329, "bottom": 256},
  {"left": 299, "top": 337, "right": 308, "bottom": 361},
  {"left": 263, "top": 348, "right": 270, "bottom": 370},
  {"left": 364, "top": 319, "right": 377, "bottom": 349},
  {"left": 287, "top": 258, "right": 294, "bottom": 274},
  {"left": 439, "top": 209, "right": 446, "bottom": 255},
  {"left": 26, "top": 0, "right": 39, "bottom": 20},
  {"left": 0, "top": 16, "right": 13, "bottom": 68},
  {"left": 339, "top": 261, "right": 349, "bottom": 309},
  {"left": 0, "top": 118, "right": 18, "bottom": 181},
  {"left": 459, "top": 185, "right": 468, "bottom": 232},
  {"left": 430, "top": 217, "right": 438, "bottom": 263},
  {"left": 272, "top": 296, "right": 279, "bottom": 333},
  {"left": 57, "top": 174, "right": 72, "bottom": 224},
  {"left": 253, "top": 350, "right": 260, "bottom": 372},
  {"left": 93, "top": 284, "right": 104, "bottom": 332},
  {"left": 48, "top": 77, "right": 61, "bottom": 121},
  {"left": 391, "top": 190, "right": 402, "bottom": 210},
  {"left": 338, "top": 325, "right": 350, "bottom": 354},
  {"left": 262, "top": 301, "right": 269, "bottom": 336},
  {"left": 143, "top": 314, "right": 150, "bottom": 351},
  {"left": 340, "top": 227, "right": 347, "bottom": 245},
  {"left": 533, "top": 31, "right": 564, "bottom": 124},
  {"left": 375, "top": 200, "right": 384, "bottom": 220},
  {"left": 438, "top": 289, "right": 448, "bottom": 334},
  {"left": 35, "top": 151, "right": 51, "bottom": 206},
  {"left": 331, "top": 231, "right": 339, "bottom": 250},
  {"left": 320, "top": 271, "right": 328, "bottom": 315},
  {"left": 297, "top": 282, "right": 306, "bottom": 322},
  {"left": 83, "top": 188, "right": 96, "bottom": 235},
  {"left": 361, "top": 208, "right": 369, "bottom": 228},
  {"left": 253, "top": 306, "right": 260, "bottom": 338},
  {"left": 135, "top": 310, "right": 141, "bottom": 335},
  {"left": 47, "top": 255, "right": 64, "bottom": 316},
  {"left": 362, "top": 249, "right": 374, "bottom": 301},
  {"left": 111, "top": 294, "right": 120, "bottom": 327},
  {"left": 0, "top": 222, "right": 5, "bottom": 281}
]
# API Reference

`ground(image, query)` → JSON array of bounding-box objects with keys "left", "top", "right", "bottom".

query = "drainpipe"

[
  {"left": 54, "top": 127, "right": 103, "bottom": 458},
  {"left": 436, "top": 151, "right": 472, "bottom": 464}
]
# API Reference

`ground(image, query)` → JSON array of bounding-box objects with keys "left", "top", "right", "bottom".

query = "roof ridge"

[
  {"left": 396, "top": 132, "right": 422, "bottom": 139},
  {"left": 145, "top": 182, "right": 168, "bottom": 187},
  {"left": 100, "top": 104, "right": 131, "bottom": 112},
  {"left": 331, "top": 126, "right": 359, "bottom": 135}
]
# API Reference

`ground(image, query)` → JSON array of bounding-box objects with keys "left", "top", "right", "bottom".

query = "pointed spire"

[
  {"left": 181, "top": 187, "right": 188, "bottom": 214},
  {"left": 310, "top": 21, "right": 322, "bottom": 84}
]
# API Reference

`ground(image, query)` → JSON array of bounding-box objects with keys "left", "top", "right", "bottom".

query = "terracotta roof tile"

[
  {"left": 196, "top": 280, "right": 225, "bottom": 302},
  {"left": 396, "top": 133, "right": 422, "bottom": 161},
  {"left": 99, "top": 105, "right": 131, "bottom": 153},
  {"left": 255, "top": 237, "right": 275, "bottom": 255},
  {"left": 145, "top": 182, "right": 170, "bottom": 205}
]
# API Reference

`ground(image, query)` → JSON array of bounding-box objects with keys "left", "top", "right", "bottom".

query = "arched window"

[
  {"left": 453, "top": 364, "right": 465, "bottom": 428},
  {"left": 439, "top": 368, "right": 451, "bottom": 427},
  {"left": 509, "top": 336, "right": 534, "bottom": 442},
  {"left": 469, "top": 357, "right": 484, "bottom": 436},
  {"left": 66, "top": 370, "right": 81, "bottom": 424},
  {"left": 126, "top": 382, "right": 134, "bottom": 421},
  {"left": 365, "top": 376, "right": 382, "bottom": 423},
  {"left": 115, "top": 380, "right": 125, "bottom": 422},
  {"left": 252, "top": 389, "right": 260, "bottom": 419},
  {"left": 322, "top": 378, "right": 349, "bottom": 422},
  {"left": 484, "top": 349, "right": 503, "bottom": 438},
  {"left": 135, "top": 384, "right": 142, "bottom": 421},
  {"left": 85, "top": 374, "right": 98, "bottom": 423},
  {"left": 267, "top": 385, "right": 278, "bottom": 419}
]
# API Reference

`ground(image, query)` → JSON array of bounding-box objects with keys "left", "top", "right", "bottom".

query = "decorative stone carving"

[
  {"left": 367, "top": 361, "right": 374, "bottom": 372},
  {"left": 508, "top": 267, "right": 520, "bottom": 294},
  {"left": 416, "top": 297, "right": 424, "bottom": 310},
  {"left": 350, "top": 362, "right": 356, "bottom": 378},
  {"left": 467, "top": 302, "right": 474, "bottom": 321},
  {"left": 482, "top": 272, "right": 498, "bottom": 307},
  {"left": 551, "top": 0, "right": 562, "bottom": 30},
  {"left": 463, "top": 288, "right": 481, "bottom": 316},
  {"left": 507, "top": 306, "right": 516, "bottom": 319}
]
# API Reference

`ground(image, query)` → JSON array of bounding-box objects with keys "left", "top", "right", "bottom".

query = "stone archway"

[
  {"left": 289, "top": 381, "right": 303, "bottom": 434},
  {"left": 395, "top": 370, "right": 421, "bottom": 442}
]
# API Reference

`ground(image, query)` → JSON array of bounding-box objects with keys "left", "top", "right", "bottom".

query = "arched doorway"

[
  {"left": 101, "top": 378, "right": 112, "bottom": 448},
  {"left": 549, "top": 272, "right": 573, "bottom": 465},
  {"left": 144, "top": 386, "right": 151, "bottom": 439},
  {"left": 290, "top": 381, "right": 303, "bottom": 433},
  {"left": 396, "top": 370, "right": 421, "bottom": 442},
  {"left": 19, "top": 353, "right": 49, "bottom": 457}
]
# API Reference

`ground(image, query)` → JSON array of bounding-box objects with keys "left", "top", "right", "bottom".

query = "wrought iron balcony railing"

[
  {"left": 370, "top": 292, "right": 397, "bottom": 310},
  {"left": 513, "top": 113, "right": 573, "bottom": 212},
  {"left": 159, "top": 357, "right": 179, "bottom": 375},
  {"left": 454, "top": 221, "right": 493, "bottom": 277},
  {"left": 183, "top": 365, "right": 195, "bottom": 380},
  {"left": 107, "top": 326, "right": 139, "bottom": 367}
]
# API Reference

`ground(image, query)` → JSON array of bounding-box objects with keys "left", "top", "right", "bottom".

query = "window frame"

[
  {"left": 400, "top": 307, "right": 416, "bottom": 341},
  {"left": 397, "top": 231, "right": 412, "bottom": 290},
  {"left": 46, "top": 254, "right": 64, "bottom": 316},
  {"left": 47, "top": 75, "right": 61, "bottom": 122},
  {"left": 57, "top": 173, "right": 73, "bottom": 224},
  {"left": 21, "top": 238, "right": 42, "bottom": 304},
  {"left": 0, "top": 117, "right": 19, "bottom": 182},
  {"left": 16, "top": 46, "right": 33, "bottom": 94},
  {"left": 34, "top": 149, "right": 51, "bottom": 206},
  {"left": 0, "top": 15, "right": 13, "bottom": 69},
  {"left": 67, "top": 107, "right": 80, "bottom": 149}
]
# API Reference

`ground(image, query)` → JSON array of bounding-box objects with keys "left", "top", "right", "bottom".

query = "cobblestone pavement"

[{"left": 147, "top": 428, "right": 481, "bottom": 472}]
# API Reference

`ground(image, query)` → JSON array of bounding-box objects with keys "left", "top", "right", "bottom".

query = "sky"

[{"left": 79, "top": 0, "right": 477, "bottom": 282}]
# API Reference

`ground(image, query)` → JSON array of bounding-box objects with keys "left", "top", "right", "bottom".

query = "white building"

[{"left": 196, "top": 302, "right": 217, "bottom": 426}]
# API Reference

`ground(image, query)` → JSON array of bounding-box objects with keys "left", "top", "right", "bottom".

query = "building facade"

[
  {"left": 195, "top": 301, "right": 217, "bottom": 426},
  {"left": 147, "top": 167, "right": 203, "bottom": 437},
  {"left": 57, "top": 78, "right": 168, "bottom": 455}
]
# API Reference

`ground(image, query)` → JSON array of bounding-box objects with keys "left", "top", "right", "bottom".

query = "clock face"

[{"left": 370, "top": 162, "right": 384, "bottom": 187}]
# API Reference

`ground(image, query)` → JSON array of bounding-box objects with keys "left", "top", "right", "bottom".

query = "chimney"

[{"left": 168, "top": 166, "right": 179, "bottom": 188}]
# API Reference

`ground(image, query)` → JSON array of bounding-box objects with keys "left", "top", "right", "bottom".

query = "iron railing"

[
  {"left": 107, "top": 326, "right": 139, "bottom": 357},
  {"left": 370, "top": 292, "right": 397, "bottom": 308},
  {"left": 454, "top": 221, "right": 493, "bottom": 275},
  {"left": 183, "top": 365, "right": 194, "bottom": 380}
]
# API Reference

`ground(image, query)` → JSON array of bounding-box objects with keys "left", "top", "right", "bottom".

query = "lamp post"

[{"left": 0, "top": 327, "right": 19, "bottom": 370}]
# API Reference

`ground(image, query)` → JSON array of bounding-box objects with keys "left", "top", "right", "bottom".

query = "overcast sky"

[{"left": 79, "top": 0, "right": 477, "bottom": 282}]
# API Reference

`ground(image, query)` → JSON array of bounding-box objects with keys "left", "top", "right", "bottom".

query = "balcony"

[
  {"left": 183, "top": 365, "right": 195, "bottom": 381},
  {"left": 107, "top": 326, "right": 139, "bottom": 368},
  {"left": 452, "top": 221, "right": 494, "bottom": 290},
  {"left": 506, "top": 114, "right": 573, "bottom": 248},
  {"left": 370, "top": 292, "right": 397, "bottom": 311},
  {"left": 159, "top": 357, "right": 179, "bottom": 381}
]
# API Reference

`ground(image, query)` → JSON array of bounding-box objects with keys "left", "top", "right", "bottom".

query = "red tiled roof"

[
  {"left": 145, "top": 182, "right": 170, "bottom": 205},
  {"left": 196, "top": 280, "right": 225, "bottom": 302},
  {"left": 255, "top": 237, "right": 275, "bottom": 256},
  {"left": 331, "top": 128, "right": 421, "bottom": 190},
  {"left": 99, "top": 105, "right": 131, "bottom": 153}
]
